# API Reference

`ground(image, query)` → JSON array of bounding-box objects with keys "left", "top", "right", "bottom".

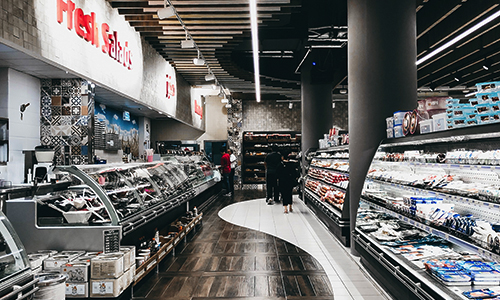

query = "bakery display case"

[
  {"left": 242, "top": 131, "right": 301, "bottom": 184},
  {"left": 0, "top": 212, "right": 37, "bottom": 299},
  {"left": 6, "top": 156, "right": 217, "bottom": 253},
  {"left": 304, "top": 145, "right": 350, "bottom": 246},
  {"left": 353, "top": 123, "right": 500, "bottom": 300}
]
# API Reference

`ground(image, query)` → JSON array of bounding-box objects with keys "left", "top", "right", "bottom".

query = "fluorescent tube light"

[
  {"left": 417, "top": 9, "right": 500, "bottom": 66},
  {"left": 157, "top": 6, "right": 175, "bottom": 19},
  {"left": 249, "top": 0, "right": 261, "bottom": 102}
]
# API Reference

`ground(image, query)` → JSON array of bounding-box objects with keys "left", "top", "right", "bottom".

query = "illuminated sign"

[
  {"left": 194, "top": 100, "right": 203, "bottom": 119},
  {"left": 56, "top": 0, "right": 133, "bottom": 69},
  {"left": 166, "top": 74, "right": 176, "bottom": 99}
]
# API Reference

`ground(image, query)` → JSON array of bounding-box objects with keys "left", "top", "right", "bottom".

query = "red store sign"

[
  {"left": 166, "top": 74, "right": 176, "bottom": 99},
  {"left": 194, "top": 100, "right": 203, "bottom": 119},
  {"left": 56, "top": 0, "right": 133, "bottom": 70}
]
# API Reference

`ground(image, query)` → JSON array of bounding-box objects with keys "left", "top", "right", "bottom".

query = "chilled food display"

[
  {"left": 356, "top": 125, "right": 500, "bottom": 300},
  {"left": 305, "top": 179, "right": 345, "bottom": 210}
]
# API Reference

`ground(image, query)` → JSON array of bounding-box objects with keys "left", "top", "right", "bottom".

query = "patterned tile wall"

[
  {"left": 226, "top": 98, "right": 243, "bottom": 189},
  {"left": 40, "top": 79, "right": 94, "bottom": 165},
  {"left": 332, "top": 101, "right": 348, "bottom": 130},
  {"left": 242, "top": 100, "right": 301, "bottom": 132}
]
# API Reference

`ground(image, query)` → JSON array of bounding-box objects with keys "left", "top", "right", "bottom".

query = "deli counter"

[{"left": 5, "top": 156, "right": 219, "bottom": 253}]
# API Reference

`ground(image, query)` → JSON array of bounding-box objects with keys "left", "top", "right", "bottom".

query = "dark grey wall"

[
  {"left": 333, "top": 101, "right": 348, "bottom": 130},
  {"left": 242, "top": 100, "right": 301, "bottom": 132},
  {"left": 151, "top": 119, "right": 204, "bottom": 144},
  {"left": 175, "top": 76, "right": 194, "bottom": 126}
]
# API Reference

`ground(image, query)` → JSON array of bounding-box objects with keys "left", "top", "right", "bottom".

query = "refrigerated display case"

[
  {"left": 0, "top": 212, "right": 37, "bottom": 299},
  {"left": 353, "top": 123, "right": 500, "bottom": 300},
  {"left": 6, "top": 156, "right": 218, "bottom": 253},
  {"left": 303, "top": 145, "right": 350, "bottom": 246}
]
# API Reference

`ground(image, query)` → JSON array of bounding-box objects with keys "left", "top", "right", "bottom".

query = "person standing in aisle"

[
  {"left": 228, "top": 148, "right": 237, "bottom": 196},
  {"left": 264, "top": 144, "right": 282, "bottom": 204},
  {"left": 220, "top": 148, "right": 231, "bottom": 196},
  {"left": 279, "top": 152, "right": 300, "bottom": 213}
]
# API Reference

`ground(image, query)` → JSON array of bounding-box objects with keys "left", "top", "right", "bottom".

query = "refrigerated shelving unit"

[
  {"left": 353, "top": 123, "right": 500, "bottom": 300},
  {"left": 303, "top": 145, "right": 350, "bottom": 246}
]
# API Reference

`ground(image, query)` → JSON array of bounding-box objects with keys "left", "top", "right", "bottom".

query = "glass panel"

[{"left": 0, "top": 213, "right": 29, "bottom": 279}]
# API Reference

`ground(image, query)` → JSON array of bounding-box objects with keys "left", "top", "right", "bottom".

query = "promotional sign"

[{"left": 194, "top": 100, "right": 203, "bottom": 119}]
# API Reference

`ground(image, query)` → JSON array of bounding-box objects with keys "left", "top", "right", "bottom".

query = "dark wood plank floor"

[{"left": 133, "top": 190, "right": 334, "bottom": 300}]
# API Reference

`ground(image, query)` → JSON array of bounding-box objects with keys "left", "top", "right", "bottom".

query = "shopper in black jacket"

[{"left": 279, "top": 152, "right": 300, "bottom": 213}]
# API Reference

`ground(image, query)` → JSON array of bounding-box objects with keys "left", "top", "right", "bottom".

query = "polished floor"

[{"left": 133, "top": 190, "right": 389, "bottom": 300}]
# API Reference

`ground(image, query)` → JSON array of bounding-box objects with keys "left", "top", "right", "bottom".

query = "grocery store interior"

[{"left": 1, "top": 0, "right": 500, "bottom": 299}]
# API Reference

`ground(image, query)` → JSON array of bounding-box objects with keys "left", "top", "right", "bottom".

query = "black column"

[
  {"left": 301, "top": 57, "right": 334, "bottom": 170},
  {"left": 348, "top": 0, "right": 417, "bottom": 248}
]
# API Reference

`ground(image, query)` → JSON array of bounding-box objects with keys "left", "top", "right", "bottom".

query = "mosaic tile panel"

[{"left": 40, "top": 79, "right": 93, "bottom": 166}]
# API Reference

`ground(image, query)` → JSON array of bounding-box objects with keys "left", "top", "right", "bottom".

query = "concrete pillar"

[
  {"left": 348, "top": 0, "right": 417, "bottom": 247},
  {"left": 301, "top": 56, "right": 334, "bottom": 169}
]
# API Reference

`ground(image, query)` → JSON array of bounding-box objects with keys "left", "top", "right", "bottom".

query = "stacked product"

[
  {"left": 423, "top": 260, "right": 500, "bottom": 285},
  {"left": 89, "top": 248, "right": 136, "bottom": 298}
]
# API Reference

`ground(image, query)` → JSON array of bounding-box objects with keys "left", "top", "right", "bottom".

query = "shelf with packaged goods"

[
  {"left": 352, "top": 228, "right": 465, "bottom": 300},
  {"left": 242, "top": 131, "right": 301, "bottom": 185},
  {"left": 134, "top": 213, "right": 203, "bottom": 285},
  {"left": 304, "top": 145, "right": 350, "bottom": 246},
  {"left": 5, "top": 153, "right": 220, "bottom": 253},
  {"left": 355, "top": 125, "right": 500, "bottom": 300},
  {"left": 317, "top": 144, "right": 349, "bottom": 152}
]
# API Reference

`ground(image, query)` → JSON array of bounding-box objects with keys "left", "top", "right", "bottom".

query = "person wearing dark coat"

[{"left": 278, "top": 152, "right": 300, "bottom": 213}]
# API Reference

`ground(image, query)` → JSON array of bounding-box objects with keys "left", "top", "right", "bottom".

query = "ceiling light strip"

[
  {"left": 249, "top": 0, "right": 261, "bottom": 102},
  {"left": 417, "top": 9, "right": 500, "bottom": 66}
]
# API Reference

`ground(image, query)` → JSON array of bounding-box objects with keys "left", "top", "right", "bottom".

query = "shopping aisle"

[
  {"left": 133, "top": 190, "right": 334, "bottom": 300},
  {"left": 218, "top": 195, "right": 390, "bottom": 300}
]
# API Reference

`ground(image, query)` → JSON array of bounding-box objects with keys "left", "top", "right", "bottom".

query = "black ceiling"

[{"left": 108, "top": 0, "right": 500, "bottom": 100}]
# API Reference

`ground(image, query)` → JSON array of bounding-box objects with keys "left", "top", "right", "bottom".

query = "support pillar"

[
  {"left": 348, "top": 0, "right": 417, "bottom": 252},
  {"left": 301, "top": 57, "right": 334, "bottom": 170}
]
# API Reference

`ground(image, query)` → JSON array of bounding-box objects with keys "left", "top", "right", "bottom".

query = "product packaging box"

[
  {"left": 393, "top": 111, "right": 408, "bottom": 126},
  {"left": 59, "top": 251, "right": 86, "bottom": 261},
  {"left": 386, "top": 117, "right": 394, "bottom": 129},
  {"left": 120, "top": 246, "right": 136, "bottom": 271},
  {"left": 476, "top": 81, "right": 500, "bottom": 91},
  {"left": 90, "top": 274, "right": 126, "bottom": 298},
  {"left": 432, "top": 113, "right": 447, "bottom": 131},
  {"left": 393, "top": 125, "right": 404, "bottom": 138},
  {"left": 478, "top": 113, "right": 492, "bottom": 124},
  {"left": 61, "top": 262, "right": 90, "bottom": 282},
  {"left": 419, "top": 119, "right": 433, "bottom": 134},
  {"left": 65, "top": 282, "right": 89, "bottom": 298},
  {"left": 43, "top": 255, "right": 72, "bottom": 271},
  {"left": 91, "top": 253, "right": 124, "bottom": 279},
  {"left": 386, "top": 128, "right": 394, "bottom": 139}
]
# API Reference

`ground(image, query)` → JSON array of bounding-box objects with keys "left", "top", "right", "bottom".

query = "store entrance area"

[{"left": 133, "top": 191, "right": 388, "bottom": 300}]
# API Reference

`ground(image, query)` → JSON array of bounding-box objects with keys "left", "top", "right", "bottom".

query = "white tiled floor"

[{"left": 218, "top": 196, "right": 392, "bottom": 300}]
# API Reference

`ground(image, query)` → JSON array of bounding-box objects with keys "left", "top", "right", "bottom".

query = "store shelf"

[
  {"left": 317, "top": 145, "right": 349, "bottom": 152},
  {"left": 242, "top": 131, "right": 301, "bottom": 184},
  {"left": 307, "top": 174, "right": 347, "bottom": 192},
  {"left": 304, "top": 189, "right": 349, "bottom": 246},
  {"left": 352, "top": 229, "right": 463, "bottom": 300},
  {"left": 360, "top": 197, "right": 500, "bottom": 262},
  {"left": 309, "top": 165, "right": 349, "bottom": 174},
  {"left": 356, "top": 129, "right": 500, "bottom": 300},
  {"left": 134, "top": 213, "right": 203, "bottom": 285}
]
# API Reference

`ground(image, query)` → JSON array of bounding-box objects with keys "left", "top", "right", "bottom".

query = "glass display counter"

[
  {"left": 354, "top": 123, "right": 500, "bottom": 300},
  {"left": 0, "top": 212, "right": 36, "bottom": 299},
  {"left": 6, "top": 157, "right": 216, "bottom": 253}
]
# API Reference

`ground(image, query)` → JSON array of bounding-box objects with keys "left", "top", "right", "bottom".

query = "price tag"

[
  {"left": 147, "top": 260, "right": 156, "bottom": 269},
  {"left": 166, "top": 245, "right": 173, "bottom": 252},
  {"left": 174, "top": 238, "right": 180, "bottom": 244},
  {"left": 180, "top": 232, "right": 185, "bottom": 238},
  {"left": 103, "top": 229, "right": 120, "bottom": 254}
]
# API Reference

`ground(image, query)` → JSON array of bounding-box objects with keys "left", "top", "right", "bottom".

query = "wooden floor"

[{"left": 133, "top": 190, "right": 334, "bottom": 300}]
